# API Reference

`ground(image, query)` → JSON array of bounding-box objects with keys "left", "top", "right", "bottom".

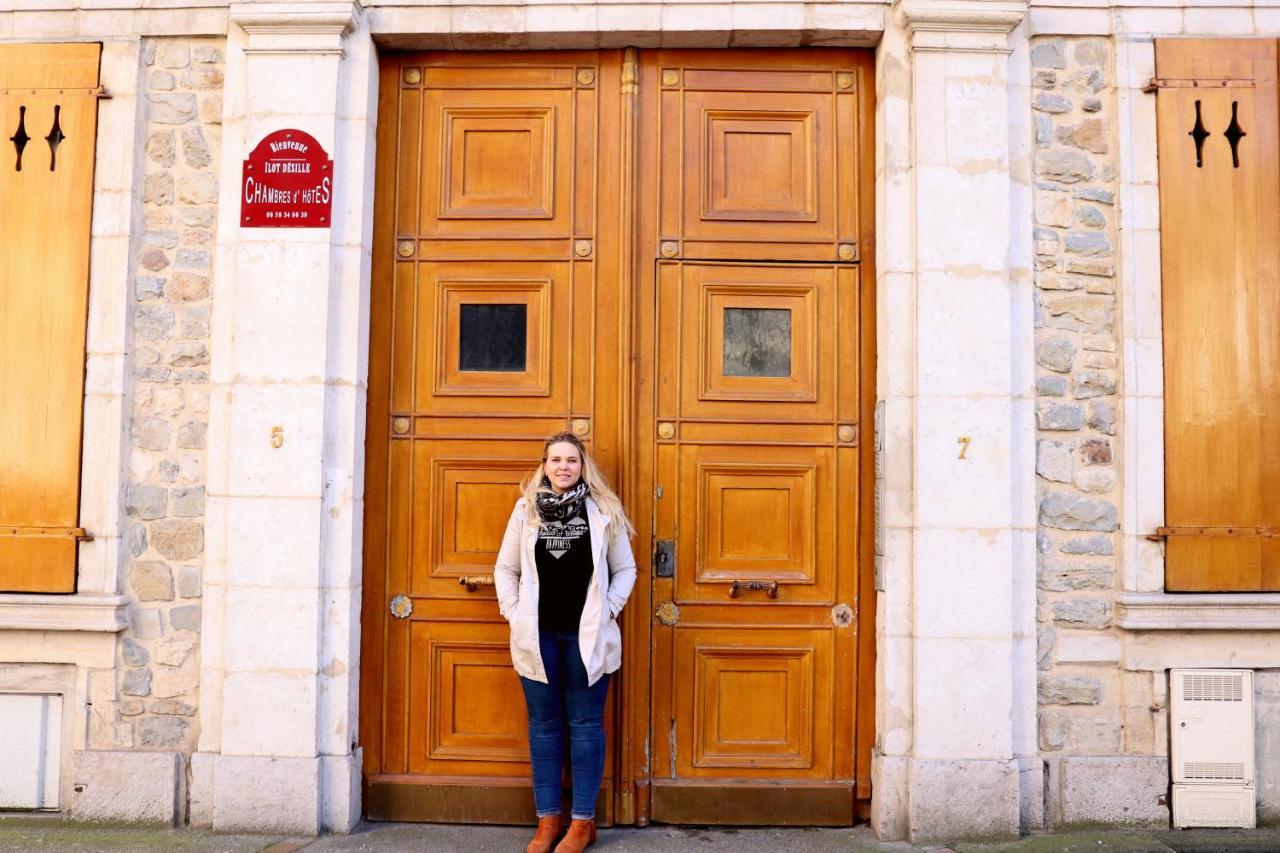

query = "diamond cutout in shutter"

[
  {"left": 1224, "top": 101, "right": 1246, "bottom": 169},
  {"left": 10, "top": 105, "right": 29, "bottom": 172},
  {"left": 45, "top": 105, "right": 65, "bottom": 172},
  {"left": 1188, "top": 100, "right": 1210, "bottom": 168}
]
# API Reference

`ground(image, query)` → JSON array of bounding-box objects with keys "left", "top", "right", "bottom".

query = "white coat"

[{"left": 493, "top": 496, "right": 637, "bottom": 686}]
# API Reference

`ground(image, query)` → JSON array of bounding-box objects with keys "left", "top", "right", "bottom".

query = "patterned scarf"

[{"left": 536, "top": 478, "right": 590, "bottom": 524}]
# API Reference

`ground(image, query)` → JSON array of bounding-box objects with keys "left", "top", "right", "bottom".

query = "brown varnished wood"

[
  {"left": 0, "top": 43, "right": 101, "bottom": 593},
  {"left": 361, "top": 50, "right": 625, "bottom": 822},
  {"left": 361, "top": 47, "right": 876, "bottom": 825},
  {"left": 637, "top": 48, "right": 874, "bottom": 824},
  {"left": 1157, "top": 39, "right": 1280, "bottom": 591}
]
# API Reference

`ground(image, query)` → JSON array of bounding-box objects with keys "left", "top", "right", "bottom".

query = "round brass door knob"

[
  {"left": 403, "top": 68, "right": 422, "bottom": 85},
  {"left": 392, "top": 417, "right": 411, "bottom": 436},
  {"left": 660, "top": 241, "right": 678, "bottom": 259},
  {"left": 837, "top": 425, "right": 856, "bottom": 443},
  {"left": 577, "top": 68, "right": 595, "bottom": 85},
  {"left": 396, "top": 240, "right": 415, "bottom": 259},
  {"left": 838, "top": 244, "right": 856, "bottom": 262},
  {"left": 574, "top": 240, "right": 592, "bottom": 257},
  {"left": 661, "top": 70, "right": 680, "bottom": 86},
  {"left": 657, "top": 422, "right": 676, "bottom": 440},
  {"left": 572, "top": 419, "right": 590, "bottom": 437},
  {"left": 836, "top": 72, "right": 854, "bottom": 90}
]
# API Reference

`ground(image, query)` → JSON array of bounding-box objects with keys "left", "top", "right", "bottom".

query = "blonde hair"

[{"left": 520, "top": 432, "right": 635, "bottom": 538}]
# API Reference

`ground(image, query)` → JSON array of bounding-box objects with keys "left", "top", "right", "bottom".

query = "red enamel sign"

[{"left": 241, "top": 129, "right": 333, "bottom": 228}]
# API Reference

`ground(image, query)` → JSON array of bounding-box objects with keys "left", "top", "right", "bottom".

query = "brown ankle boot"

[
  {"left": 553, "top": 818, "right": 596, "bottom": 853},
  {"left": 526, "top": 815, "right": 563, "bottom": 853}
]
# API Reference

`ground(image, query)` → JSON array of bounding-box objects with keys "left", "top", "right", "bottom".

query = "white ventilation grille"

[
  {"left": 1183, "top": 672, "right": 1245, "bottom": 703},
  {"left": 1183, "top": 762, "right": 1246, "bottom": 781}
]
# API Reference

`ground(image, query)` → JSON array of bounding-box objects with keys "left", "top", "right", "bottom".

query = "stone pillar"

[
  {"left": 874, "top": 0, "right": 1039, "bottom": 841},
  {"left": 192, "top": 0, "right": 375, "bottom": 834}
]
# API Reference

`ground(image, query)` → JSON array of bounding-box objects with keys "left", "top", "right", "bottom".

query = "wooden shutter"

[
  {"left": 1156, "top": 39, "right": 1280, "bottom": 591},
  {"left": 0, "top": 44, "right": 101, "bottom": 592}
]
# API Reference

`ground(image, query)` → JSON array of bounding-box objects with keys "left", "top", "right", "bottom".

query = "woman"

[{"left": 494, "top": 432, "right": 637, "bottom": 853}]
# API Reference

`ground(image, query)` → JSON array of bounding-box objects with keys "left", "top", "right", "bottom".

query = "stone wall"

[
  {"left": 103, "top": 38, "right": 223, "bottom": 754},
  {"left": 1031, "top": 37, "right": 1168, "bottom": 775}
]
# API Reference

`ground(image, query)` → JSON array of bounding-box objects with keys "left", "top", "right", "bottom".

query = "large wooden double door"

[{"left": 360, "top": 48, "right": 875, "bottom": 826}]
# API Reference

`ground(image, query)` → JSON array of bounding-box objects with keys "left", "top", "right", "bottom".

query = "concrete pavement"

[{"left": 1, "top": 818, "right": 1279, "bottom": 853}]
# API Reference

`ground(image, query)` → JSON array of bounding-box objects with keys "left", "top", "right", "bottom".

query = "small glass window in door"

[
  {"left": 723, "top": 307, "right": 791, "bottom": 377},
  {"left": 458, "top": 303, "right": 527, "bottom": 371}
]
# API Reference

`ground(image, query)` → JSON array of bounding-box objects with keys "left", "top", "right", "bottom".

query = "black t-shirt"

[{"left": 534, "top": 506, "right": 594, "bottom": 633}]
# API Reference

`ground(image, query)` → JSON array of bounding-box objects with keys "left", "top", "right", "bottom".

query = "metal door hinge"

[{"left": 1143, "top": 77, "right": 1255, "bottom": 94}]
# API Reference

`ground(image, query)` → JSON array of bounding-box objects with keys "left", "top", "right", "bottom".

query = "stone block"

[
  {"left": 1040, "top": 293, "right": 1113, "bottom": 334},
  {"left": 1037, "top": 149, "right": 1094, "bottom": 184},
  {"left": 1054, "top": 756, "right": 1169, "bottom": 827},
  {"left": 1052, "top": 598, "right": 1112, "bottom": 628},
  {"left": 122, "top": 639, "right": 149, "bottom": 666},
  {"left": 1037, "top": 375, "right": 1067, "bottom": 396},
  {"left": 1031, "top": 39, "right": 1068, "bottom": 69},
  {"left": 143, "top": 172, "right": 173, "bottom": 204},
  {"left": 1079, "top": 440, "right": 1112, "bottom": 467},
  {"left": 1071, "top": 370, "right": 1116, "bottom": 399},
  {"left": 138, "top": 715, "right": 190, "bottom": 748},
  {"left": 1088, "top": 400, "right": 1116, "bottom": 435},
  {"left": 1036, "top": 336, "right": 1076, "bottom": 373},
  {"left": 122, "top": 667, "right": 152, "bottom": 696},
  {"left": 129, "top": 561, "right": 174, "bottom": 602},
  {"left": 1256, "top": 671, "right": 1280, "bottom": 825},
  {"left": 155, "top": 42, "right": 190, "bottom": 69},
  {"left": 1037, "top": 401, "right": 1084, "bottom": 431},
  {"left": 152, "top": 521, "right": 203, "bottom": 560},
  {"left": 155, "top": 637, "right": 195, "bottom": 667},
  {"left": 169, "top": 604, "right": 202, "bottom": 632},
  {"left": 1037, "top": 559, "right": 1114, "bottom": 592},
  {"left": 152, "top": 656, "right": 198, "bottom": 699},
  {"left": 177, "top": 565, "right": 202, "bottom": 598},
  {"left": 148, "top": 92, "right": 196, "bottom": 125},
  {"left": 1037, "top": 440, "right": 1074, "bottom": 483},
  {"left": 1039, "top": 674, "right": 1102, "bottom": 705},
  {"left": 70, "top": 750, "right": 181, "bottom": 825},
  {"left": 177, "top": 172, "right": 219, "bottom": 204},
  {"left": 1065, "top": 230, "right": 1111, "bottom": 255},
  {"left": 177, "top": 421, "right": 208, "bottom": 449},
  {"left": 908, "top": 758, "right": 1021, "bottom": 842},
  {"left": 131, "top": 607, "right": 163, "bottom": 640},
  {"left": 1039, "top": 492, "right": 1119, "bottom": 531},
  {"left": 167, "top": 271, "right": 211, "bottom": 301},
  {"left": 1074, "top": 467, "right": 1116, "bottom": 494},
  {"left": 213, "top": 754, "right": 320, "bottom": 835},
  {"left": 1061, "top": 535, "right": 1113, "bottom": 556},
  {"left": 135, "top": 303, "right": 175, "bottom": 342}
]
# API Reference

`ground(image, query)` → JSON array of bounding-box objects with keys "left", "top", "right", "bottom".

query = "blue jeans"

[{"left": 520, "top": 631, "right": 610, "bottom": 820}]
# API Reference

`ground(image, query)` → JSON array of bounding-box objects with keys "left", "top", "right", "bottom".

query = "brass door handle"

[
  {"left": 729, "top": 580, "right": 778, "bottom": 599},
  {"left": 459, "top": 575, "right": 495, "bottom": 592}
]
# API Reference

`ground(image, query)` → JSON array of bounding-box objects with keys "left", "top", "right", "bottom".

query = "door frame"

[{"left": 357, "top": 45, "right": 877, "bottom": 826}]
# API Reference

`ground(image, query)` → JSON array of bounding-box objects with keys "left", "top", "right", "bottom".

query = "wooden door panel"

[
  {"left": 404, "top": 439, "right": 535, "bottom": 600},
  {"left": 657, "top": 262, "right": 859, "bottom": 423},
  {"left": 656, "top": 57, "right": 862, "bottom": 262},
  {"left": 408, "top": 620, "right": 531, "bottom": 774},
  {"left": 675, "top": 443, "right": 838, "bottom": 604},
  {"left": 674, "top": 627, "right": 833, "bottom": 778},
  {"left": 396, "top": 261, "right": 573, "bottom": 416}
]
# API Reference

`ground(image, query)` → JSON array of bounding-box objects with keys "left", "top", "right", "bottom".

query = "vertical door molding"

[{"left": 874, "top": 0, "right": 1037, "bottom": 842}]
